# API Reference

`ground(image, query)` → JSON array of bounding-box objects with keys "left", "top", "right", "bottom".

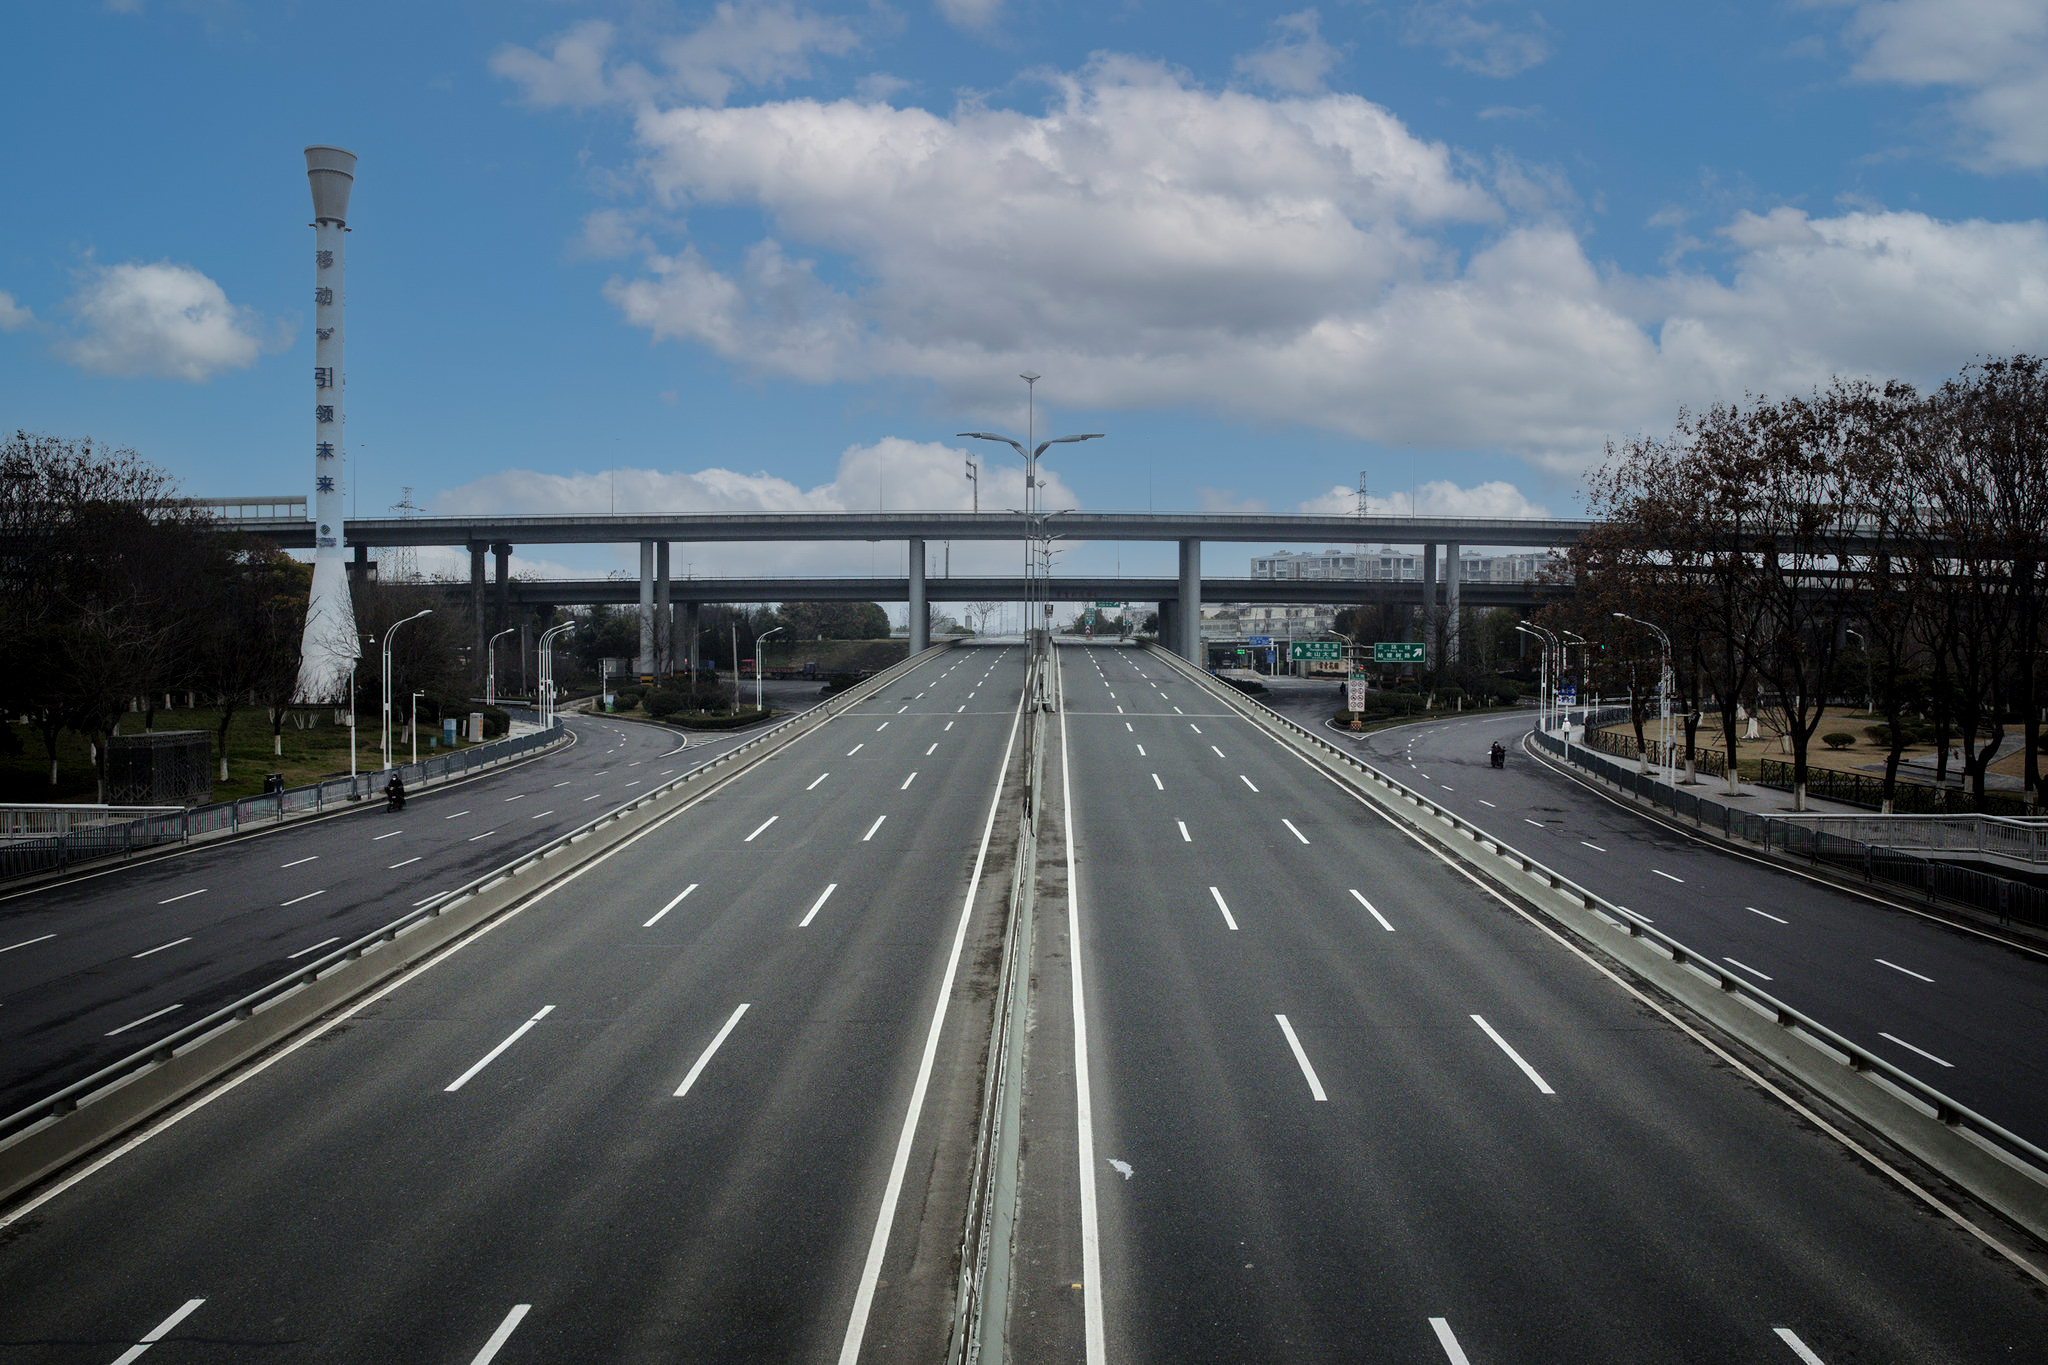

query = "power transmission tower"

[{"left": 387, "top": 487, "right": 420, "bottom": 583}]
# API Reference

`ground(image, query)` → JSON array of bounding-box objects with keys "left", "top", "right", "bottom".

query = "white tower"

[{"left": 296, "top": 145, "right": 361, "bottom": 702}]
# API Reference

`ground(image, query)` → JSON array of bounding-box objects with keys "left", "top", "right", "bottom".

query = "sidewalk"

[{"left": 1558, "top": 727, "right": 1867, "bottom": 817}]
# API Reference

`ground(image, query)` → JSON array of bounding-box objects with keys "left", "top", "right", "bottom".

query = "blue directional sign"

[{"left": 1248, "top": 635, "right": 1272, "bottom": 647}]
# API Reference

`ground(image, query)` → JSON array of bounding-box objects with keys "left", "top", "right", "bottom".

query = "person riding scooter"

[
  {"left": 1489, "top": 741, "right": 1506, "bottom": 769},
  {"left": 385, "top": 772, "right": 407, "bottom": 812}
]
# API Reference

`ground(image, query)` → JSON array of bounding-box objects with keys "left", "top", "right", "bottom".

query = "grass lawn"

[{"left": 2, "top": 706, "right": 492, "bottom": 806}]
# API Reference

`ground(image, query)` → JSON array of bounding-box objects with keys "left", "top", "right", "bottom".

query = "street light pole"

[
  {"left": 381, "top": 608, "right": 433, "bottom": 772},
  {"left": 755, "top": 625, "right": 784, "bottom": 712},
  {"left": 537, "top": 621, "right": 575, "bottom": 729},
  {"left": 486, "top": 627, "right": 516, "bottom": 708},
  {"left": 1613, "top": 612, "right": 1674, "bottom": 785},
  {"left": 1514, "top": 624, "right": 1554, "bottom": 734},
  {"left": 411, "top": 691, "right": 424, "bottom": 766}
]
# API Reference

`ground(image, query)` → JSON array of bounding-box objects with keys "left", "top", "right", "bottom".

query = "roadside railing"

[
  {"left": 1755, "top": 759, "right": 2034, "bottom": 817},
  {"left": 1769, "top": 812, "right": 2048, "bottom": 867},
  {"left": 1142, "top": 640, "right": 2048, "bottom": 1185},
  {"left": 0, "top": 805, "right": 182, "bottom": 839}
]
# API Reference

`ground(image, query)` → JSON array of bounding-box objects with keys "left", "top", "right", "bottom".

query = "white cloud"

[
  {"left": 57, "top": 261, "right": 276, "bottom": 382},
  {"left": 1234, "top": 9, "right": 1344, "bottom": 94},
  {"left": 1841, "top": 0, "right": 2048, "bottom": 171},
  {"left": 1297, "top": 479, "right": 1550, "bottom": 519},
  {"left": 935, "top": 0, "right": 1002, "bottom": 32},
  {"left": 0, "top": 291, "right": 34, "bottom": 332},
  {"left": 492, "top": 3, "right": 859, "bottom": 110},
  {"left": 1404, "top": 1, "right": 1551, "bottom": 78}
]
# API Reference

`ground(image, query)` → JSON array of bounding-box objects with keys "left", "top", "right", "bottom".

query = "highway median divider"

[{"left": 0, "top": 642, "right": 957, "bottom": 1212}]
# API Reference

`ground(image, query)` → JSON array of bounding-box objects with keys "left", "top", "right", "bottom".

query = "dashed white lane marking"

[
  {"left": 1177, "top": 821, "right": 1191, "bottom": 842},
  {"left": 1210, "top": 744, "right": 1227, "bottom": 758},
  {"left": 745, "top": 816, "right": 779, "bottom": 842},
  {"left": 106, "top": 1003, "right": 183, "bottom": 1036},
  {"left": 444, "top": 810, "right": 470, "bottom": 820},
  {"left": 809, "top": 772, "right": 830, "bottom": 789},
  {"left": 1151, "top": 773, "right": 1164, "bottom": 790},
  {"left": 373, "top": 830, "right": 402, "bottom": 841},
  {"left": 281, "top": 855, "right": 319, "bottom": 869},
  {"left": 551, "top": 780, "right": 571, "bottom": 789},
  {"left": 157, "top": 889, "right": 206, "bottom": 905},
  {"left": 503, "top": 793, "right": 525, "bottom": 802},
  {"left": 1724, "top": 956, "right": 1773, "bottom": 981},
  {"left": 131, "top": 937, "right": 192, "bottom": 959},
  {"left": 926, "top": 743, "right": 938, "bottom": 755},
  {"left": 528, "top": 810, "right": 555, "bottom": 819},
  {"left": 1350, "top": 889, "right": 1395, "bottom": 931},
  {"left": 1524, "top": 818, "right": 1544, "bottom": 828},
  {"left": 1428, "top": 1317, "right": 1473, "bottom": 1365},
  {"left": 1876, "top": 958, "right": 1934, "bottom": 983},
  {"left": 1440, "top": 785, "right": 1454, "bottom": 792},
  {"left": 1282, "top": 818, "right": 1310, "bottom": 844},
  {"left": 1774, "top": 1327, "right": 1828, "bottom": 1364},
  {"left": 879, "top": 721, "right": 892, "bottom": 730},
  {"left": 1116, "top": 705, "right": 1124, "bottom": 714},
  {"left": 862, "top": 814, "right": 887, "bottom": 841},
  {"left": 800, "top": 883, "right": 838, "bottom": 927},
  {"left": 1239, "top": 775, "right": 1259, "bottom": 792},
  {"left": 467, "top": 830, "right": 496, "bottom": 841},
  {"left": 1188, "top": 724, "right": 1202, "bottom": 733},
  {"left": 390, "top": 856, "right": 423, "bottom": 869},
  {"left": 1880, "top": 1031, "right": 1954, "bottom": 1067},
  {"left": 848, "top": 744, "right": 864, "bottom": 756},
  {"left": 1653, "top": 868, "right": 1685, "bottom": 883},
  {"left": 467, "top": 1304, "right": 533, "bottom": 1365},
  {"left": 676, "top": 1003, "right": 751, "bottom": 1097},
  {"left": 1478, "top": 799, "right": 1496, "bottom": 808},
  {"left": 287, "top": 936, "right": 339, "bottom": 959},
  {"left": 1274, "top": 1014, "right": 1327, "bottom": 1101},
  {"left": 581, "top": 793, "right": 603, "bottom": 802},
  {"left": 0, "top": 933, "right": 56, "bottom": 954},
  {"left": 1470, "top": 1014, "right": 1555, "bottom": 1094},
  {"left": 945, "top": 721, "right": 955, "bottom": 730},
  {"left": 446, "top": 1005, "right": 554, "bottom": 1092},
  {"left": 901, "top": 772, "right": 919, "bottom": 790},
  {"left": 1580, "top": 840, "right": 1606, "bottom": 852},
  {"left": 280, "top": 889, "right": 326, "bottom": 907},
  {"left": 1135, "top": 744, "right": 1146, "bottom": 756},
  {"left": 1208, "top": 886, "right": 1240, "bottom": 931},
  {"left": 1747, "top": 906, "right": 1789, "bottom": 923},
  {"left": 109, "top": 1298, "right": 207, "bottom": 1365},
  {"left": 1124, "top": 722, "right": 1133, "bottom": 732},
  {"left": 645, "top": 883, "right": 699, "bottom": 928},
  {"left": 1173, "top": 706, "right": 1184, "bottom": 714}
]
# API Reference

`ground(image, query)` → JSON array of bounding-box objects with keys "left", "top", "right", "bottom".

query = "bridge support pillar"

[
  {"left": 1444, "top": 540, "right": 1461, "bottom": 665},
  {"left": 351, "top": 541, "right": 368, "bottom": 588},
  {"left": 684, "top": 600, "right": 701, "bottom": 678},
  {"left": 1178, "top": 538, "right": 1202, "bottom": 662},
  {"left": 655, "top": 541, "right": 671, "bottom": 677},
  {"left": 907, "top": 538, "right": 929, "bottom": 653},
  {"left": 1421, "top": 542, "right": 1438, "bottom": 670},
  {"left": 469, "top": 543, "right": 487, "bottom": 684},
  {"left": 637, "top": 540, "right": 655, "bottom": 679},
  {"left": 1158, "top": 600, "right": 1176, "bottom": 652},
  {"left": 492, "top": 543, "right": 510, "bottom": 636}
]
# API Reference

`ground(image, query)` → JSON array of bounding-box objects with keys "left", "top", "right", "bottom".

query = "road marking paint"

[
  {"left": 745, "top": 816, "right": 779, "bottom": 841},
  {"left": 624, "top": 779, "right": 641, "bottom": 787},
  {"left": 1116, "top": 705, "right": 1124, "bottom": 714},
  {"left": 390, "top": 856, "right": 422, "bottom": 868},
  {"left": 1173, "top": 706, "right": 1184, "bottom": 714},
  {"left": 131, "top": 937, "right": 192, "bottom": 959},
  {"left": 1470, "top": 1014, "right": 1554, "bottom": 1094},
  {"left": 1349, "top": 889, "right": 1395, "bottom": 931},
  {"left": 1724, "top": 956, "right": 1773, "bottom": 981},
  {"left": 372, "top": 830, "right": 402, "bottom": 841},
  {"left": 445, "top": 1005, "right": 554, "bottom": 1091},
  {"left": 1177, "top": 821, "right": 1191, "bottom": 841},
  {"left": 926, "top": 743, "right": 938, "bottom": 755},
  {"left": 862, "top": 814, "right": 886, "bottom": 841},
  {"left": 645, "top": 884, "right": 699, "bottom": 927},
  {"left": 467, "top": 1304, "right": 532, "bottom": 1365},
  {"left": 1876, "top": 958, "right": 1934, "bottom": 982},
  {"left": 1478, "top": 799, "right": 1496, "bottom": 808},
  {"left": 848, "top": 744, "right": 864, "bottom": 755},
  {"left": 1580, "top": 840, "right": 1606, "bottom": 852},
  {"left": 281, "top": 855, "right": 319, "bottom": 868},
  {"left": 1879, "top": 1031, "right": 1954, "bottom": 1067},
  {"left": 1208, "top": 886, "right": 1240, "bottom": 931},
  {"left": 444, "top": 810, "right": 470, "bottom": 820},
  {"left": 503, "top": 793, "right": 524, "bottom": 802},
  {"left": 581, "top": 793, "right": 603, "bottom": 802},
  {"left": 1124, "top": 722, "right": 1133, "bottom": 732},
  {"left": 1135, "top": 744, "right": 1146, "bottom": 756},
  {"left": 528, "top": 809, "right": 555, "bottom": 818},
  {"left": 416, "top": 891, "right": 453, "bottom": 908},
  {"left": 901, "top": 772, "right": 918, "bottom": 790},
  {"left": 157, "top": 889, "right": 206, "bottom": 904},
  {"left": 0, "top": 932, "right": 57, "bottom": 954},
  {"left": 1239, "top": 775, "right": 1259, "bottom": 792},
  {"left": 1747, "top": 906, "right": 1789, "bottom": 923},
  {"left": 1210, "top": 744, "right": 1227, "bottom": 758},
  {"left": 675, "top": 1003, "right": 751, "bottom": 1097},
  {"left": 1282, "top": 818, "right": 1310, "bottom": 844},
  {"left": 1524, "top": 818, "right": 1544, "bottom": 827},
  {"left": 958, "top": 705, "right": 967, "bottom": 712},
  {"left": 1429, "top": 1318, "right": 1473, "bottom": 1365},
  {"left": 1774, "top": 1327, "right": 1827, "bottom": 1364},
  {"left": 467, "top": 829, "right": 496, "bottom": 841},
  {"left": 1151, "top": 773, "right": 1164, "bottom": 790},
  {"left": 1440, "top": 785, "right": 1454, "bottom": 791},
  {"left": 800, "top": 883, "right": 838, "bottom": 927},
  {"left": 808, "top": 772, "right": 830, "bottom": 790},
  {"left": 944, "top": 721, "right": 954, "bottom": 731},
  {"left": 1653, "top": 868, "right": 1685, "bottom": 883},
  {"left": 1188, "top": 724, "right": 1201, "bottom": 733},
  {"left": 879, "top": 721, "right": 892, "bottom": 730},
  {"left": 110, "top": 1298, "right": 207, "bottom": 1365},
  {"left": 280, "top": 889, "right": 326, "bottom": 907},
  {"left": 1274, "top": 1014, "right": 1327, "bottom": 1101},
  {"left": 287, "top": 936, "right": 339, "bottom": 959},
  {"left": 106, "top": 1003, "right": 182, "bottom": 1036}
]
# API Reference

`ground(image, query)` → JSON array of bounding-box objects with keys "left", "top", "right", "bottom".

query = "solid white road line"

[
  {"left": 644, "top": 883, "right": 699, "bottom": 927},
  {"left": 109, "top": 1299, "right": 207, "bottom": 1365},
  {"left": 862, "top": 814, "right": 886, "bottom": 841},
  {"left": 390, "top": 856, "right": 422, "bottom": 868},
  {"left": 1723, "top": 956, "right": 1773, "bottom": 981},
  {"left": 1282, "top": 818, "right": 1310, "bottom": 844},
  {"left": 467, "top": 1304, "right": 533, "bottom": 1365},
  {"left": 1879, "top": 1031, "right": 1955, "bottom": 1067},
  {"left": 1747, "top": 906, "right": 1790, "bottom": 923},
  {"left": 445, "top": 1005, "right": 554, "bottom": 1092},
  {"left": 1470, "top": 1014, "right": 1555, "bottom": 1094},
  {"left": 1208, "top": 886, "right": 1240, "bottom": 931},
  {"left": 131, "top": 937, "right": 192, "bottom": 959},
  {"left": 1151, "top": 773, "right": 1164, "bottom": 790},
  {"left": 1349, "top": 889, "right": 1395, "bottom": 932},
  {"left": 809, "top": 772, "right": 830, "bottom": 789},
  {"left": 745, "top": 815, "right": 778, "bottom": 842},
  {"left": 1274, "top": 1014, "right": 1328, "bottom": 1101},
  {"left": 106, "top": 1003, "right": 182, "bottom": 1036},
  {"left": 1580, "top": 840, "right": 1606, "bottom": 852},
  {"left": 901, "top": 772, "right": 918, "bottom": 790},
  {"left": 1774, "top": 1327, "right": 1828, "bottom": 1364},
  {"left": 675, "top": 1003, "right": 750, "bottom": 1097},
  {"left": 157, "top": 889, "right": 206, "bottom": 905},
  {"left": 799, "top": 883, "right": 838, "bottom": 928},
  {"left": 1239, "top": 775, "right": 1259, "bottom": 792},
  {"left": 1876, "top": 958, "right": 1934, "bottom": 982},
  {"left": 0, "top": 933, "right": 56, "bottom": 954},
  {"left": 281, "top": 855, "right": 319, "bottom": 868},
  {"left": 1177, "top": 820, "right": 1191, "bottom": 842},
  {"left": 1653, "top": 868, "right": 1685, "bottom": 883},
  {"left": 280, "top": 889, "right": 326, "bottom": 907},
  {"left": 287, "top": 936, "right": 340, "bottom": 959},
  {"left": 1429, "top": 1317, "right": 1473, "bottom": 1365}
]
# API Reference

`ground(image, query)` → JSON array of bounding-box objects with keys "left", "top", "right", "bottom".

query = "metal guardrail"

[
  {"left": 1771, "top": 813, "right": 2048, "bottom": 867},
  {"left": 0, "top": 725, "right": 568, "bottom": 883},
  {"left": 0, "top": 805, "right": 182, "bottom": 839},
  {"left": 1140, "top": 642, "right": 2048, "bottom": 1184},
  {"left": 0, "top": 645, "right": 949, "bottom": 1147}
]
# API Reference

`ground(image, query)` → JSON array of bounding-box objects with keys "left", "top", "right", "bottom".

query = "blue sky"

[{"left": 3, "top": 0, "right": 2046, "bottom": 580}]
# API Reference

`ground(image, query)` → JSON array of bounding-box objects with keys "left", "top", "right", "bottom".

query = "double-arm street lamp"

[
  {"left": 382, "top": 608, "right": 433, "bottom": 771},
  {"left": 538, "top": 621, "right": 575, "bottom": 729},
  {"left": 1515, "top": 622, "right": 1559, "bottom": 732},
  {"left": 1613, "top": 611, "right": 1675, "bottom": 784}
]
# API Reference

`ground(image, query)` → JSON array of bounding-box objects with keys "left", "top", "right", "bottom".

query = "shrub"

[
  {"left": 1822, "top": 731, "right": 1856, "bottom": 749},
  {"left": 643, "top": 688, "right": 687, "bottom": 719}
]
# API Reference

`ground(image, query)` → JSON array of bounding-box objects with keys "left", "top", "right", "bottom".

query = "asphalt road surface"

[{"left": 0, "top": 683, "right": 823, "bottom": 1122}]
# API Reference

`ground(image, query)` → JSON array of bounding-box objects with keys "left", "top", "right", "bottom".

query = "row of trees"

[{"left": 1553, "top": 356, "right": 2046, "bottom": 811}]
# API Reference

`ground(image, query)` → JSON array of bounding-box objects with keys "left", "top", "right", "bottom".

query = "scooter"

[
  {"left": 1489, "top": 744, "right": 1506, "bottom": 769},
  {"left": 385, "top": 777, "right": 407, "bottom": 812}
]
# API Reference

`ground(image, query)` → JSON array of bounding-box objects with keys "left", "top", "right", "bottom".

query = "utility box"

[
  {"left": 442, "top": 717, "right": 459, "bottom": 748},
  {"left": 107, "top": 731, "right": 213, "bottom": 806},
  {"left": 468, "top": 712, "right": 485, "bottom": 742}
]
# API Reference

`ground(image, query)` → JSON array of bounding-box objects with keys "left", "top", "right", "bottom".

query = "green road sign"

[
  {"left": 1373, "top": 642, "right": 1426, "bottom": 663},
  {"left": 1289, "top": 641, "right": 1343, "bottom": 662},
  {"left": 1095, "top": 600, "right": 1122, "bottom": 608}
]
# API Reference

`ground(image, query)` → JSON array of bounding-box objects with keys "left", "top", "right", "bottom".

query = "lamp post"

[
  {"left": 1613, "top": 612, "right": 1674, "bottom": 785},
  {"left": 486, "top": 627, "right": 516, "bottom": 708},
  {"left": 1560, "top": 629, "right": 1589, "bottom": 724},
  {"left": 381, "top": 608, "right": 432, "bottom": 772},
  {"left": 755, "top": 625, "right": 783, "bottom": 713},
  {"left": 536, "top": 621, "right": 575, "bottom": 728},
  {"left": 1514, "top": 624, "right": 1555, "bottom": 733},
  {"left": 410, "top": 691, "right": 424, "bottom": 766}
]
